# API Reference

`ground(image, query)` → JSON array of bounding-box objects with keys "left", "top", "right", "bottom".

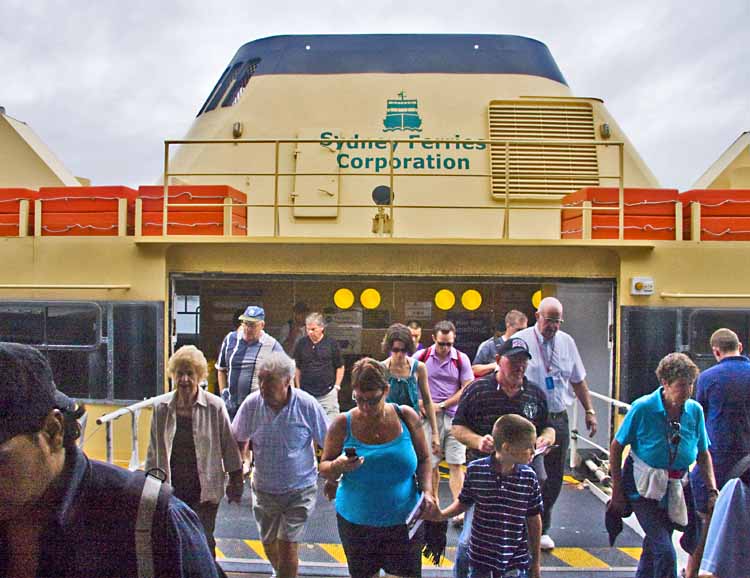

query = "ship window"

[
  {"left": 112, "top": 303, "right": 162, "bottom": 400},
  {"left": 197, "top": 66, "right": 230, "bottom": 116},
  {"left": 175, "top": 294, "right": 200, "bottom": 335},
  {"left": 0, "top": 303, "right": 100, "bottom": 348},
  {"left": 221, "top": 58, "right": 260, "bottom": 108},
  {"left": 202, "top": 62, "right": 243, "bottom": 114},
  {"left": 0, "top": 305, "right": 44, "bottom": 344},
  {"left": 689, "top": 309, "right": 750, "bottom": 357}
]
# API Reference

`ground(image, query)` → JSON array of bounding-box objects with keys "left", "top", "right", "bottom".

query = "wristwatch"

[{"left": 585, "top": 408, "right": 596, "bottom": 416}]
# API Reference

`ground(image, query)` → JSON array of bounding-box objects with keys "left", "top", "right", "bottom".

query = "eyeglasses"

[
  {"left": 241, "top": 321, "right": 259, "bottom": 328},
  {"left": 435, "top": 341, "right": 454, "bottom": 347},
  {"left": 542, "top": 317, "right": 564, "bottom": 325},
  {"left": 352, "top": 391, "right": 385, "bottom": 407},
  {"left": 668, "top": 420, "right": 681, "bottom": 445},
  {"left": 391, "top": 347, "right": 407, "bottom": 353}
]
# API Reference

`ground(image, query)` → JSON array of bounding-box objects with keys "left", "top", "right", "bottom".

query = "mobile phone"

[{"left": 344, "top": 447, "right": 357, "bottom": 458}]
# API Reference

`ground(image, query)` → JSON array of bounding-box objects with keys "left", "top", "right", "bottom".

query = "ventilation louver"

[{"left": 489, "top": 101, "right": 600, "bottom": 198}]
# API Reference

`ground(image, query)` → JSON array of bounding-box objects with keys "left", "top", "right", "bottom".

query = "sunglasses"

[
  {"left": 668, "top": 420, "right": 681, "bottom": 445},
  {"left": 435, "top": 341, "right": 454, "bottom": 347},
  {"left": 391, "top": 346, "right": 407, "bottom": 353},
  {"left": 352, "top": 391, "right": 385, "bottom": 407}
]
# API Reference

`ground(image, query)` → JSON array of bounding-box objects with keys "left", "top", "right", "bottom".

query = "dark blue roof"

[{"left": 229, "top": 34, "right": 567, "bottom": 85}]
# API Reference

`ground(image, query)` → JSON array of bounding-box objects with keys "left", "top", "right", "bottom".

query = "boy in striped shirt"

[{"left": 436, "top": 414, "right": 542, "bottom": 578}]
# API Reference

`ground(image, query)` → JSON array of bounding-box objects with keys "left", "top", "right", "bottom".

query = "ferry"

[{"left": 1, "top": 34, "right": 748, "bottom": 576}]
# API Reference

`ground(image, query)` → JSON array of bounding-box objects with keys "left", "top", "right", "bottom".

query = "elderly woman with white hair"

[
  {"left": 232, "top": 351, "right": 329, "bottom": 578},
  {"left": 146, "top": 345, "right": 244, "bottom": 558}
]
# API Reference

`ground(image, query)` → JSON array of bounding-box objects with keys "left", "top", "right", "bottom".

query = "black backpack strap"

[{"left": 728, "top": 454, "right": 750, "bottom": 482}]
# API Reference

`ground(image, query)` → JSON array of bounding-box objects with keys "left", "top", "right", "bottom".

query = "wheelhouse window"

[
  {"left": 0, "top": 301, "right": 163, "bottom": 402},
  {"left": 197, "top": 58, "right": 261, "bottom": 115}
]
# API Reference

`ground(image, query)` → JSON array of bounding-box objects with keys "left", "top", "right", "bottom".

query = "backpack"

[
  {"left": 132, "top": 470, "right": 227, "bottom": 578},
  {"left": 414, "top": 346, "right": 465, "bottom": 386}
]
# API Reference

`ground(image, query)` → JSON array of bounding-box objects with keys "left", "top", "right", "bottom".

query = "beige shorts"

[
  {"left": 315, "top": 387, "right": 340, "bottom": 421},
  {"left": 423, "top": 413, "right": 466, "bottom": 467},
  {"left": 252, "top": 483, "right": 318, "bottom": 543}
]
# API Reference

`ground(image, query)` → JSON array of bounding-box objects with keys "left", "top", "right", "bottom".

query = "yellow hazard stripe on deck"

[
  {"left": 550, "top": 547, "right": 609, "bottom": 568},
  {"left": 243, "top": 539, "right": 268, "bottom": 560},
  {"left": 319, "top": 543, "right": 348, "bottom": 564},
  {"left": 619, "top": 547, "right": 643, "bottom": 561},
  {"left": 214, "top": 547, "right": 225, "bottom": 559}
]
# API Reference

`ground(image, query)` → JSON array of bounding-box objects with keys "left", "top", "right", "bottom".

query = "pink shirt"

[{"left": 419, "top": 346, "right": 474, "bottom": 417}]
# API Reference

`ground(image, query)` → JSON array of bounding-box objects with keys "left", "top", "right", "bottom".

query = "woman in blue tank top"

[
  {"left": 320, "top": 358, "right": 438, "bottom": 578},
  {"left": 382, "top": 323, "right": 440, "bottom": 457}
]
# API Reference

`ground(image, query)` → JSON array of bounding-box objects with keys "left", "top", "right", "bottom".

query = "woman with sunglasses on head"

[
  {"left": 609, "top": 353, "right": 718, "bottom": 578},
  {"left": 382, "top": 323, "right": 440, "bottom": 457},
  {"left": 320, "top": 357, "right": 438, "bottom": 578}
]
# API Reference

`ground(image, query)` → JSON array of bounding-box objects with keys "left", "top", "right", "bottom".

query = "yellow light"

[
  {"left": 333, "top": 288, "right": 355, "bottom": 310},
  {"left": 461, "top": 289, "right": 482, "bottom": 311},
  {"left": 360, "top": 288, "right": 381, "bottom": 310},
  {"left": 434, "top": 289, "right": 456, "bottom": 311},
  {"left": 531, "top": 290, "right": 543, "bottom": 309}
]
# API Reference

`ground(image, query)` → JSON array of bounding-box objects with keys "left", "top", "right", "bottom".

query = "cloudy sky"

[{"left": 2, "top": 1, "right": 748, "bottom": 190}]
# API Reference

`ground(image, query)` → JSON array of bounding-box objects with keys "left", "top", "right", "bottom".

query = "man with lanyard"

[
  {"left": 472, "top": 310, "right": 528, "bottom": 378},
  {"left": 452, "top": 337, "right": 555, "bottom": 578},
  {"left": 216, "top": 305, "right": 284, "bottom": 419},
  {"left": 513, "top": 296, "right": 597, "bottom": 551},
  {"left": 415, "top": 320, "right": 474, "bottom": 521}
]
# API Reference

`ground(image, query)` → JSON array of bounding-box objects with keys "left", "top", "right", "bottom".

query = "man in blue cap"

[
  {"left": 216, "top": 305, "right": 284, "bottom": 419},
  {"left": 0, "top": 342, "right": 219, "bottom": 577}
]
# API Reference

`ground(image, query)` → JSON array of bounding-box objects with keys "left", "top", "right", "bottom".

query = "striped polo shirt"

[
  {"left": 215, "top": 329, "right": 283, "bottom": 415},
  {"left": 459, "top": 457, "right": 543, "bottom": 574}
]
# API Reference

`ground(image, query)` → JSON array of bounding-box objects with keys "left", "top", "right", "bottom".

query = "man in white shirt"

[{"left": 514, "top": 297, "right": 597, "bottom": 550}]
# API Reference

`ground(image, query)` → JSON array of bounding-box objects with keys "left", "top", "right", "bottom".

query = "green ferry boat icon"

[{"left": 383, "top": 91, "right": 423, "bottom": 132}]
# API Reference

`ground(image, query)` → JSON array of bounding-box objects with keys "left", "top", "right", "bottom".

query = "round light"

[
  {"left": 333, "top": 288, "right": 355, "bottom": 309},
  {"left": 435, "top": 289, "right": 456, "bottom": 311},
  {"left": 461, "top": 289, "right": 482, "bottom": 311},
  {"left": 360, "top": 288, "right": 381, "bottom": 310},
  {"left": 531, "top": 290, "right": 543, "bottom": 309}
]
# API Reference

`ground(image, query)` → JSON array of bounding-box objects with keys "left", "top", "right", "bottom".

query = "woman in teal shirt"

[
  {"left": 321, "top": 357, "right": 437, "bottom": 578},
  {"left": 382, "top": 323, "right": 440, "bottom": 457},
  {"left": 609, "top": 353, "right": 718, "bottom": 578}
]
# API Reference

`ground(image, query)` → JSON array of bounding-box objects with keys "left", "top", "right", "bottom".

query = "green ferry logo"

[{"left": 383, "top": 91, "right": 422, "bottom": 132}]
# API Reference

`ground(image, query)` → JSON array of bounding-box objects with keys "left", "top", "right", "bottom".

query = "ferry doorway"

[{"left": 169, "top": 274, "right": 614, "bottom": 446}]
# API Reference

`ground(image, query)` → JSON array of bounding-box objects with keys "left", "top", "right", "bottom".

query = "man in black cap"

[
  {"left": 0, "top": 342, "right": 219, "bottom": 578},
  {"left": 450, "top": 337, "right": 556, "bottom": 578}
]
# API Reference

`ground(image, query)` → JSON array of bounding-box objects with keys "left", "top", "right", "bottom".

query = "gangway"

[{"left": 97, "top": 396, "right": 647, "bottom": 577}]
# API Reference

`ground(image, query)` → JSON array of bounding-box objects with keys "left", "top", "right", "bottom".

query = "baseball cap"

[
  {"left": 495, "top": 337, "right": 532, "bottom": 359},
  {"left": 239, "top": 305, "right": 265, "bottom": 322},
  {"left": 0, "top": 342, "right": 75, "bottom": 445}
]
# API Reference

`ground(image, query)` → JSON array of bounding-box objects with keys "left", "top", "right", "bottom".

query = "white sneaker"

[{"left": 540, "top": 534, "right": 555, "bottom": 550}]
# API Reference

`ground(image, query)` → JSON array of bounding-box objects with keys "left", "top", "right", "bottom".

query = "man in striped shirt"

[
  {"left": 216, "top": 305, "right": 284, "bottom": 419},
  {"left": 436, "top": 414, "right": 543, "bottom": 578}
]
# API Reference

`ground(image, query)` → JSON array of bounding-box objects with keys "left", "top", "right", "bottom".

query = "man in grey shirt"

[{"left": 472, "top": 310, "right": 528, "bottom": 377}]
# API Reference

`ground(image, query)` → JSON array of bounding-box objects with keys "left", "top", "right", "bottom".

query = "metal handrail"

[
  {"left": 569, "top": 390, "right": 631, "bottom": 461},
  {"left": 97, "top": 396, "right": 162, "bottom": 469},
  {"left": 161, "top": 136, "right": 630, "bottom": 240}
]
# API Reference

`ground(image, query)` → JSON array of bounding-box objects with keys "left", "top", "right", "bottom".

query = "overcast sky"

[{"left": 2, "top": 1, "right": 748, "bottom": 190}]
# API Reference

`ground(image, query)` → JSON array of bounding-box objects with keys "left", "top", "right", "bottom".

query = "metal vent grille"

[{"left": 488, "top": 101, "right": 600, "bottom": 198}]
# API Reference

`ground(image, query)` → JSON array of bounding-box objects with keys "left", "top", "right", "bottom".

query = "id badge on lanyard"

[{"left": 536, "top": 328, "right": 556, "bottom": 391}]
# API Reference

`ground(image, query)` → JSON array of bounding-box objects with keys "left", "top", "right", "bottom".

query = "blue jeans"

[
  {"left": 453, "top": 505, "right": 474, "bottom": 578},
  {"left": 632, "top": 497, "right": 677, "bottom": 578}
]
